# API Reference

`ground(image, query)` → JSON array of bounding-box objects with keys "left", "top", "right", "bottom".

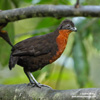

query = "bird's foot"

[
  {"left": 27, "top": 82, "right": 52, "bottom": 88},
  {"left": 38, "top": 83, "right": 52, "bottom": 89},
  {"left": 27, "top": 82, "right": 35, "bottom": 86},
  {"left": 27, "top": 82, "right": 41, "bottom": 88}
]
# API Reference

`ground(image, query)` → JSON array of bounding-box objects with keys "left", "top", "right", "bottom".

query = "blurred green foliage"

[
  {"left": 73, "top": 33, "right": 89, "bottom": 88},
  {"left": 0, "top": 0, "right": 100, "bottom": 89}
]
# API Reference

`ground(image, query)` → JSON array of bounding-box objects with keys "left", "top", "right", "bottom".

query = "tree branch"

[
  {"left": 0, "top": 84, "right": 99, "bottom": 100},
  {"left": 0, "top": 5, "right": 100, "bottom": 24}
]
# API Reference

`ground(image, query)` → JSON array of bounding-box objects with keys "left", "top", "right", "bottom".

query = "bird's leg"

[
  {"left": 24, "top": 69, "right": 41, "bottom": 87},
  {"left": 24, "top": 70, "right": 34, "bottom": 84},
  {"left": 29, "top": 72, "right": 52, "bottom": 88},
  {"left": 29, "top": 72, "right": 41, "bottom": 87},
  {"left": 24, "top": 70, "right": 52, "bottom": 88}
]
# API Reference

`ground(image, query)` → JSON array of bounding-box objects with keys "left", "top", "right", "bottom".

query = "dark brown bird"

[{"left": 1, "top": 19, "right": 77, "bottom": 87}]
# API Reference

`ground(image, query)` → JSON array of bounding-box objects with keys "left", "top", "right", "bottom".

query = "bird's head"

[{"left": 58, "top": 19, "right": 77, "bottom": 32}]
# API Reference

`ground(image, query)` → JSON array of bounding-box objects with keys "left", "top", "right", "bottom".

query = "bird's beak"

[{"left": 70, "top": 27, "right": 77, "bottom": 32}]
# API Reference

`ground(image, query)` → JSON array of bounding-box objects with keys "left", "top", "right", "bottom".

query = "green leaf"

[
  {"left": 76, "top": 18, "right": 91, "bottom": 39},
  {"left": 11, "top": 0, "right": 20, "bottom": 8},
  {"left": 36, "top": 0, "right": 52, "bottom": 4},
  {"left": 0, "top": 0, "right": 13, "bottom": 10},
  {"left": 29, "top": 17, "right": 63, "bottom": 37},
  {"left": 91, "top": 19, "right": 100, "bottom": 50},
  {"left": 24, "top": 0, "right": 32, "bottom": 3},
  {"left": 73, "top": 33, "right": 89, "bottom": 88},
  {"left": 76, "top": 18, "right": 100, "bottom": 50},
  {"left": 35, "top": 18, "right": 63, "bottom": 29},
  {"left": 84, "top": 0, "right": 99, "bottom": 5}
]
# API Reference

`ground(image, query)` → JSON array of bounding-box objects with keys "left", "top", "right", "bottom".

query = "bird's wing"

[{"left": 12, "top": 35, "right": 53, "bottom": 57}]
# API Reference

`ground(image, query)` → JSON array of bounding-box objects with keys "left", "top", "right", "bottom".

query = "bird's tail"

[{"left": 9, "top": 54, "right": 18, "bottom": 70}]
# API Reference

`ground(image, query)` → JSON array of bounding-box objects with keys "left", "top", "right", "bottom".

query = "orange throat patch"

[{"left": 49, "top": 30, "right": 72, "bottom": 63}]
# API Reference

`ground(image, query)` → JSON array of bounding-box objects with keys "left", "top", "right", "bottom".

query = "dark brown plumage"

[{"left": 1, "top": 19, "right": 77, "bottom": 87}]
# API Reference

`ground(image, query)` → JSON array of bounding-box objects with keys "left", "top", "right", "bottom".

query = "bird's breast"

[{"left": 49, "top": 30, "right": 71, "bottom": 63}]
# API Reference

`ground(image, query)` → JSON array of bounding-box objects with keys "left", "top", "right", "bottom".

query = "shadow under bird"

[{"left": 0, "top": 19, "right": 77, "bottom": 87}]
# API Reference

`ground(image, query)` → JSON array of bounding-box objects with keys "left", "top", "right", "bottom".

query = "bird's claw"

[
  {"left": 38, "top": 83, "right": 52, "bottom": 89},
  {"left": 27, "top": 82, "right": 35, "bottom": 86},
  {"left": 27, "top": 82, "right": 51, "bottom": 88},
  {"left": 27, "top": 82, "right": 41, "bottom": 88}
]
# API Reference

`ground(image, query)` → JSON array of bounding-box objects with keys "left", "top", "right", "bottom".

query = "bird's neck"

[{"left": 59, "top": 30, "right": 72, "bottom": 37}]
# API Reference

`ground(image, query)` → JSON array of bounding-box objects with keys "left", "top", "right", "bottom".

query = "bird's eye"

[
  {"left": 67, "top": 24, "right": 70, "bottom": 28},
  {"left": 60, "top": 24, "right": 71, "bottom": 29}
]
